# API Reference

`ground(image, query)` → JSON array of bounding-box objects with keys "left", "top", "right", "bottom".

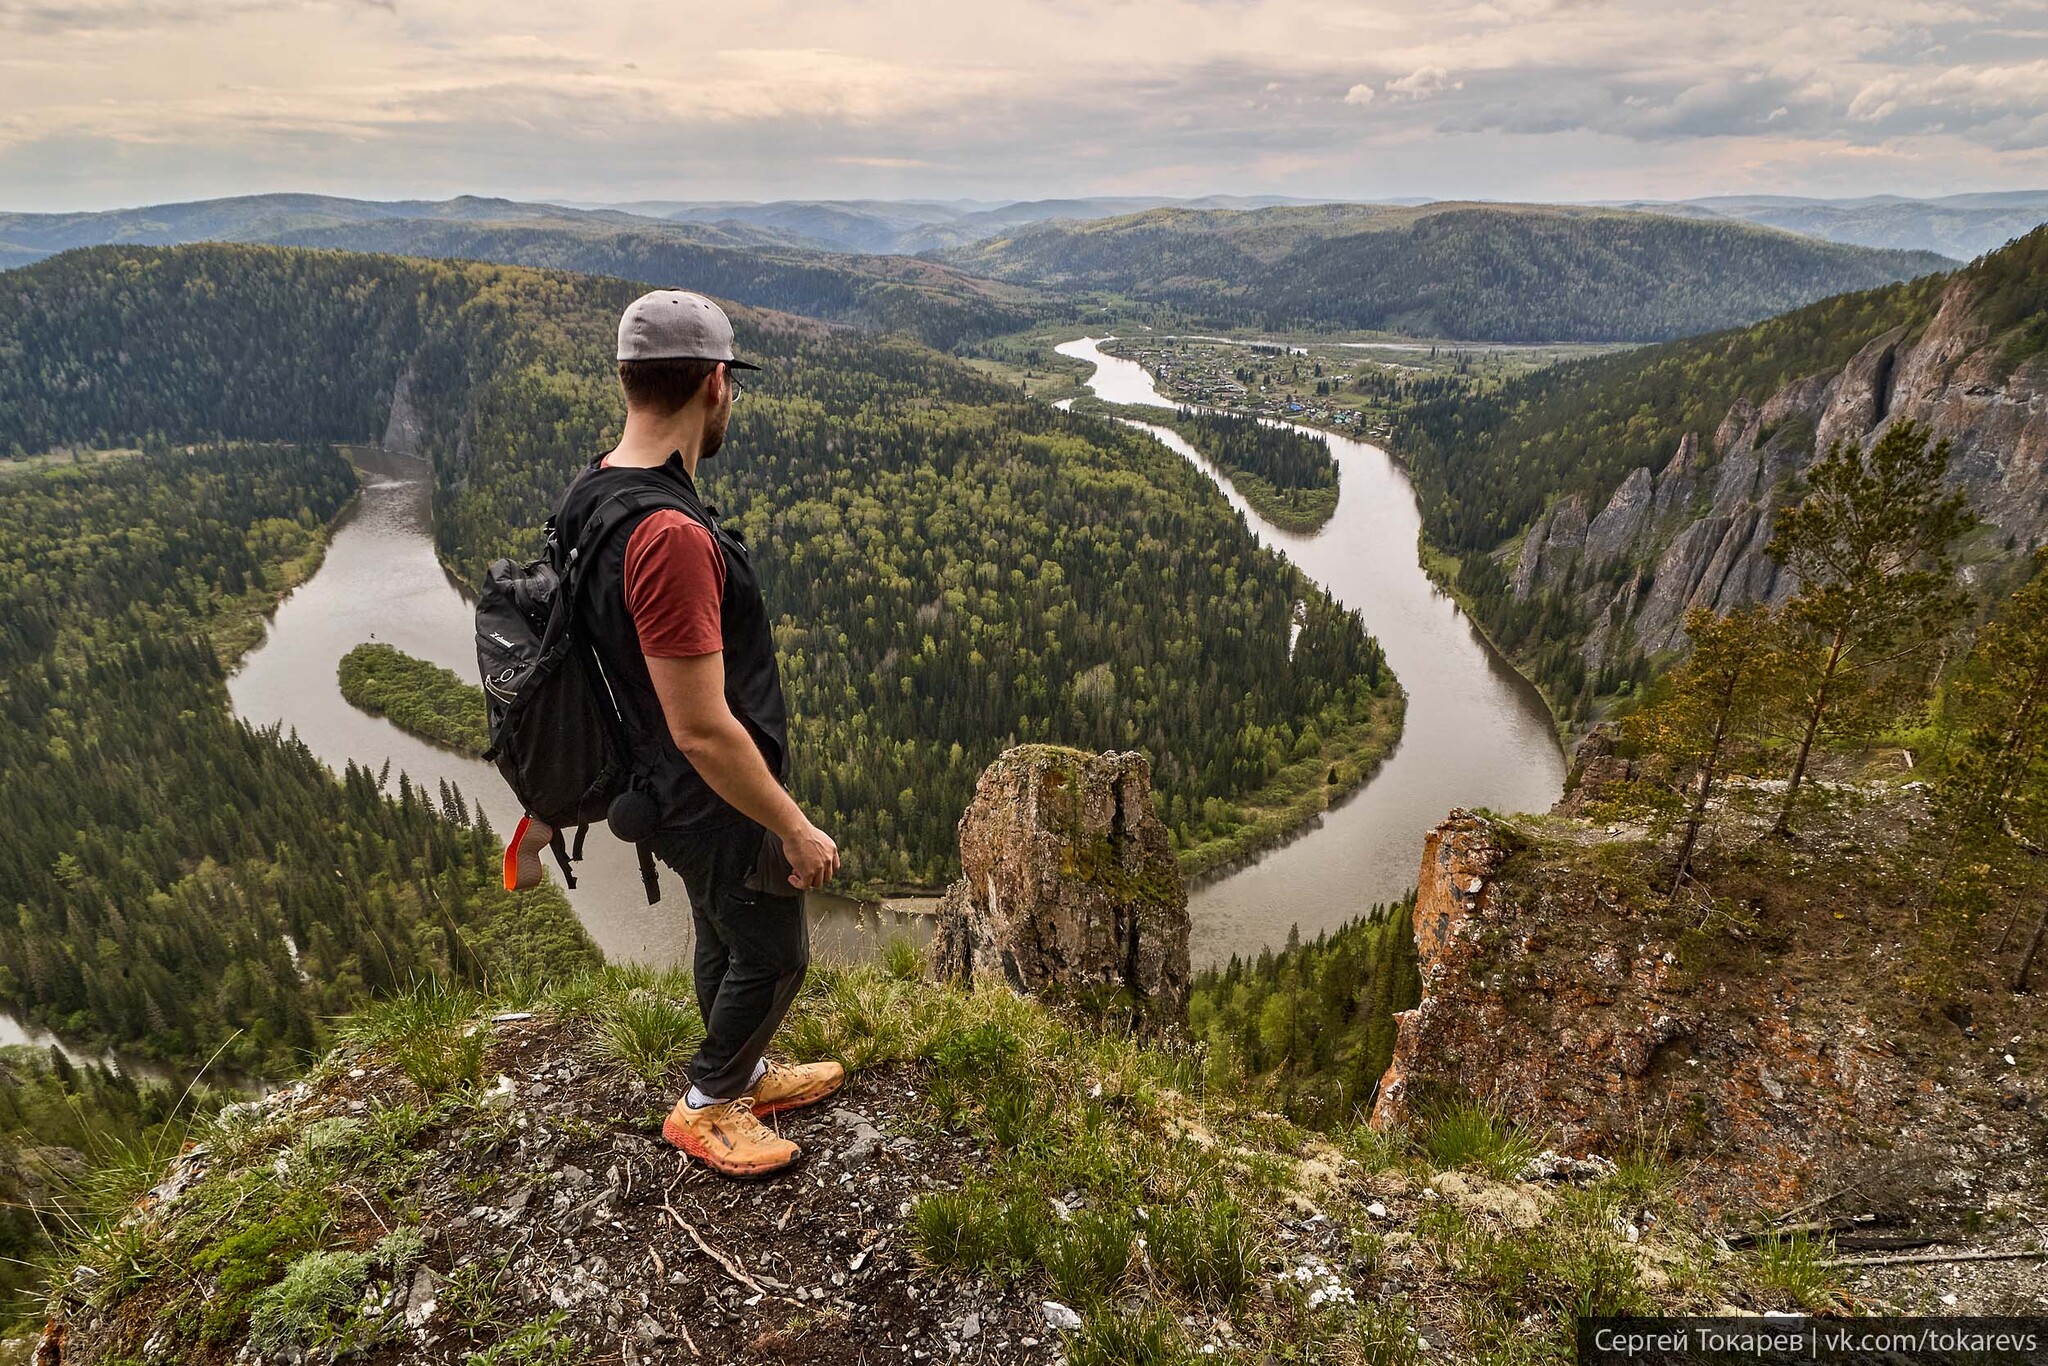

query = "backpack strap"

[
  {"left": 636, "top": 843, "right": 661, "bottom": 906},
  {"left": 547, "top": 828, "right": 577, "bottom": 889},
  {"left": 534, "top": 484, "right": 693, "bottom": 655},
  {"left": 565, "top": 484, "right": 693, "bottom": 579}
]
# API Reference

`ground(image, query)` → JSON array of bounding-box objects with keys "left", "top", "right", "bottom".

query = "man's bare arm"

[{"left": 644, "top": 651, "right": 839, "bottom": 888}]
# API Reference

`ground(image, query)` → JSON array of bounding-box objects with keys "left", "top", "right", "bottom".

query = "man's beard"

[{"left": 699, "top": 404, "right": 731, "bottom": 460}]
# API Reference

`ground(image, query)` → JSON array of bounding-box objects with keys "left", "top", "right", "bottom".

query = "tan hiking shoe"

[
  {"left": 749, "top": 1059, "right": 846, "bottom": 1118},
  {"left": 661, "top": 1095, "right": 798, "bottom": 1178}
]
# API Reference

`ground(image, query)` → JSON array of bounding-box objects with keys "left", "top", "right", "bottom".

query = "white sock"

[{"left": 686, "top": 1059, "right": 766, "bottom": 1111}]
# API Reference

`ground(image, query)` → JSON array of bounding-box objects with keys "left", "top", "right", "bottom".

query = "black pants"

[{"left": 652, "top": 820, "right": 809, "bottom": 1100}]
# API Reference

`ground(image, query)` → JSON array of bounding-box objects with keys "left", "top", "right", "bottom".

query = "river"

[
  {"left": 228, "top": 347, "right": 1563, "bottom": 973},
  {"left": 226, "top": 446, "right": 924, "bottom": 968},
  {"left": 1053, "top": 337, "right": 1565, "bottom": 965}
]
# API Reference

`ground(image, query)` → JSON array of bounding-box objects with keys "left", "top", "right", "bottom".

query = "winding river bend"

[
  {"left": 227, "top": 447, "right": 919, "bottom": 967},
  {"left": 229, "top": 342, "right": 1562, "bottom": 972},
  {"left": 1054, "top": 337, "right": 1565, "bottom": 965}
]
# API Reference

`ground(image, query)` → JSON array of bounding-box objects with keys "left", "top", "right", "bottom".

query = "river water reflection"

[{"left": 1054, "top": 337, "right": 1565, "bottom": 966}]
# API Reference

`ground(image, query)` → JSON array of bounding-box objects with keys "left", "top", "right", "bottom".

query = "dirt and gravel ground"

[{"left": 43, "top": 1016, "right": 1089, "bottom": 1366}]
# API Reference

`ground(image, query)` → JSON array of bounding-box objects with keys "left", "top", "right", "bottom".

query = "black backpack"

[{"left": 476, "top": 485, "right": 680, "bottom": 903}]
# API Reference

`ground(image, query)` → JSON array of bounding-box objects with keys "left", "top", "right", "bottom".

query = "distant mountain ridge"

[
  {"left": 0, "top": 194, "right": 1042, "bottom": 348},
  {"left": 624, "top": 194, "right": 1319, "bottom": 254},
  {"left": 940, "top": 201, "right": 1954, "bottom": 343},
  {"left": 1632, "top": 191, "right": 2048, "bottom": 262},
  {"left": 0, "top": 192, "right": 789, "bottom": 257},
  {"left": 10, "top": 190, "right": 2030, "bottom": 348}
]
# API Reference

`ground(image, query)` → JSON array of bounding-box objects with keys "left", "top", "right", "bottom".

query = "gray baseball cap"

[{"left": 615, "top": 289, "right": 760, "bottom": 369}]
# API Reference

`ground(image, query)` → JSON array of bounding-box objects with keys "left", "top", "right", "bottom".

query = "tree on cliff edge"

[
  {"left": 1625, "top": 605, "right": 1790, "bottom": 892},
  {"left": 1932, "top": 554, "right": 2048, "bottom": 990},
  {"left": 1766, "top": 420, "right": 1973, "bottom": 835}
]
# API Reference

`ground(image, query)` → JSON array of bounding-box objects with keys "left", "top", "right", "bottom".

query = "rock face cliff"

[
  {"left": 1366, "top": 807, "right": 2046, "bottom": 1215},
  {"left": 1512, "top": 273, "right": 2048, "bottom": 668},
  {"left": 1367, "top": 812, "right": 1508, "bottom": 1133},
  {"left": 931, "top": 745, "right": 1190, "bottom": 1028}
]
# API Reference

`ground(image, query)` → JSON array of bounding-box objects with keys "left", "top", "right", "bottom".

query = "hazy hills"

[
  {"left": 7, "top": 190, "right": 2033, "bottom": 349},
  {"left": 614, "top": 194, "right": 1320, "bottom": 254},
  {"left": 0, "top": 192, "right": 796, "bottom": 258},
  {"left": 677, "top": 190, "right": 2043, "bottom": 263},
  {"left": 1647, "top": 191, "right": 2048, "bottom": 262},
  {"left": 0, "top": 194, "right": 1042, "bottom": 348},
  {"left": 941, "top": 202, "right": 1953, "bottom": 343}
]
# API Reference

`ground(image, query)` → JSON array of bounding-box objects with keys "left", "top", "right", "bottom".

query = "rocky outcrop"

[
  {"left": 1652, "top": 432, "right": 1699, "bottom": 520},
  {"left": 1511, "top": 494, "right": 1588, "bottom": 600},
  {"left": 380, "top": 362, "right": 425, "bottom": 457},
  {"left": 1584, "top": 466, "right": 1654, "bottom": 565},
  {"left": 930, "top": 745, "right": 1189, "bottom": 1028},
  {"left": 1887, "top": 281, "right": 2048, "bottom": 534},
  {"left": 1631, "top": 516, "right": 1732, "bottom": 652},
  {"left": 1510, "top": 263, "right": 2048, "bottom": 683},
  {"left": 1360, "top": 807, "right": 2045, "bottom": 1214},
  {"left": 1368, "top": 812, "right": 1506, "bottom": 1130},
  {"left": 1551, "top": 725, "right": 1634, "bottom": 816},
  {"left": 1814, "top": 326, "right": 1905, "bottom": 456},
  {"left": 1713, "top": 398, "right": 1757, "bottom": 459}
]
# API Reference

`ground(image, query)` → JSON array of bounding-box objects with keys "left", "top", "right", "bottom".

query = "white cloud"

[
  {"left": 1, "top": 0, "right": 2047, "bottom": 207},
  {"left": 1385, "top": 66, "right": 1463, "bottom": 100}
]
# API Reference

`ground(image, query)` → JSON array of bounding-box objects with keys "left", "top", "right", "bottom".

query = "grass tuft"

[
  {"left": 1043, "top": 1209, "right": 1134, "bottom": 1307},
  {"left": 594, "top": 987, "right": 704, "bottom": 1085},
  {"left": 461, "top": 1309, "right": 579, "bottom": 1366},
  {"left": 246, "top": 1248, "right": 374, "bottom": 1356},
  {"left": 1748, "top": 1228, "right": 1845, "bottom": 1311},
  {"left": 338, "top": 978, "right": 488, "bottom": 1096},
  {"left": 1067, "top": 1305, "right": 1197, "bottom": 1366},
  {"left": 1420, "top": 1102, "right": 1543, "bottom": 1179},
  {"left": 1150, "top": 1192, "right": 1260, "bottom": 1306},
  {"left": 882, "top": 934, "right": 925, "bottom": 982},
  {"left": 910, "top": 1186, "right": 993, "bottom": 1271}
]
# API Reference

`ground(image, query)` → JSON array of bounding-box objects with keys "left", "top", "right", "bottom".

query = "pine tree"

[
  {"left": 1766, "top": 420, "right": 1973, "bottom": 833},
  {"left": 1624, "top": 605, "right": 1789, "bottom": 891},
  {"left": 1932, "top": 555, "right": 2048, "bottom": 990}
]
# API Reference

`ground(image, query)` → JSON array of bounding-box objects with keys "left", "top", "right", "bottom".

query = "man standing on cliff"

[{"left": 550, "top": 290, "right": 843, "bottom": 1178}]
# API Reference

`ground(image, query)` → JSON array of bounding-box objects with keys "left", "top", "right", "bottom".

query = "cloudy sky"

[{"left": 3, "top": 0, "right": 2046, "bottom": 211}]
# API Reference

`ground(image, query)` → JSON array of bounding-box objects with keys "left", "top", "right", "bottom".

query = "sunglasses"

[{"left": 725, "top": 367, "right": 745, "bottom": 403}]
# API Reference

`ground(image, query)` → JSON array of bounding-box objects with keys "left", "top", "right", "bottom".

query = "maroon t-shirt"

[{"left": 619, "top": 506, "right": 726, "bottom": 658}]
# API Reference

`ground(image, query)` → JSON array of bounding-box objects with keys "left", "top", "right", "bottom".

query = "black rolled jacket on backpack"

[{"left": 555, "top": 450, "right": 809, "bottom": 1102}]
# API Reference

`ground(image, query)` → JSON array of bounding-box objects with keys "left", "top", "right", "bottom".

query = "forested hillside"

[
  {"left": 0, "top": 442, "right": 598, "bottom": 1073},
  {"left": 1393, "top": 225, "right": 2048, "bottom": 720},
  {"left": 1189, "top": 898, "right": 1419, "bottom": 1128},
  {"left": 1071, "top": 398, "right": 1340, "bottom": 531},
  {"left": 942, "top": 202, "right": 1951, "bottom": 343},
  {"left": 0, "top": 194, "right": 1043, "bottom": 349},
  {"left": 267, "top": 220, "right": 1040, "bottom": 350},
  {"left": 1395, "top": 273, "right": 1951, "bottom": 555},
  {"left": 0, "top": 244, "right": 1396, "bottom": 888}
]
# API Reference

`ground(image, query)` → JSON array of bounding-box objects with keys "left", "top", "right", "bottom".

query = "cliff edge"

[{"left": 1367, "top": 791, "right": 2045, "bottom": 1308}]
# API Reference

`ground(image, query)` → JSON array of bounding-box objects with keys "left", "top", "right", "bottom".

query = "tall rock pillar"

[{"left": 931, "top": 745, "right": 1190, "bottom": 1029}]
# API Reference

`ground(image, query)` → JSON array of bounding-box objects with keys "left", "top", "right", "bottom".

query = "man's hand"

[
  {"left": 647, "top": 652, "right": 828, "bottom": 875},
  {"left": 780, "top": 820, "right": 840, "bottom": 890}
]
